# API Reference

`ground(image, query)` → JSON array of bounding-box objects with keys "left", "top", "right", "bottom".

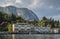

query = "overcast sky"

[{"left": 0, "top": 0, "right": 60, "bottom": 20}]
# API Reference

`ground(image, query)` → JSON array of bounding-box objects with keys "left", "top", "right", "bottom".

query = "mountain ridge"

[{"left": 0, "top": 6, "right": 39, "bottom": 21}]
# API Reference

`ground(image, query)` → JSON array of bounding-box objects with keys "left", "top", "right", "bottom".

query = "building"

[
  {"left": 51, "top": 28, "right": 60, "bottom": 33},
  {"left": 12, "top": 23, "right": 51, "bottom": 34},
  {"left": 34, "top": 26, "right": 51, "bottom": 33},
  {"left": 12, "top": 23, "right": 34, "bottom": 32}
]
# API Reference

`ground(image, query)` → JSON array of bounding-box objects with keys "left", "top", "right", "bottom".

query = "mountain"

[{"left": 0, "top": 6, "right": 39, "bottom": 21}]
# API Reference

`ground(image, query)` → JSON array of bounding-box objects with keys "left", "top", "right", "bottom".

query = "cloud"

[
  {"left": 1, "top": 3, "right": 13, "bottom": 7},
  {"left": 15, "top": 0, "right": 22, "bottom": 3},
  {"left": 0, "top": 0, "right": 59, "bottom": 9},
  {"left": 27, "top": 0, "right": 39, "bottom": 9},
  {"left": 56, "top": 7, "right": 60, "bottom": 10},
  {"left": 26, "top": 0, "right": 57, "bottom": 10},
  {"left": 48, "top": 5, "right": 54, "bottom": 9},
  {"left": 27, "top": 0, "right": 44, "bottom": 9},
  {"left": 0, "top": 0, "right": 16, "bottom": 7},
  {"left": 50, "top": 15, "right": 60, "bottom": 20},
  {"left": 0, "top": 0, "right": 55, "bottom": 9},
  {"left": 0, "top": 0, "right": 22, "bottom": 7}
]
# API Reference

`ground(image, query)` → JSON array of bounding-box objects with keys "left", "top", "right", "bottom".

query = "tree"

[
  {"left": 38, "top": 16, "right": 48, "bottom": 26},
  {"left": 0, "top": 12, "right": 3, "bottom": 23},
  {"left": 42, "top": 16, "right": 47, "bottom": 20},
  {"left": 54, "top": 20, "right": 60, "bottom": 28},
  {"left": 11, "top": 13, "right": 16, "bottom": 23}
]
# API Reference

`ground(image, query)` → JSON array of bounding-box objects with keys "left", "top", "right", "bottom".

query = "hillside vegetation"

[
  {"left": 0, "top": 11, "right": 60, "bottom": 31},
  {"left": 0, "top": 11, "right": 38, "bottom": 31},
  {"left": 38, "top": 16, "right": 60, "bottom": 28}
]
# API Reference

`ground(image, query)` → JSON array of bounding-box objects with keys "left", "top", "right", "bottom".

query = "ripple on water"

[{"left": 0, "top": 34, "right": 60, "bottom": 39}]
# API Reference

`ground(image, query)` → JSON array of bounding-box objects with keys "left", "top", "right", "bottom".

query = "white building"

[
  {"left": 34, "top": 26, "right": 51, "bottom": 33},
  {"left": 51, "top": 28, "right": 59, "bottom": 33},
  {"left": 12, "top": 23, "right": 51, "bottom": 33},
  {"left": 12, "top": 23, "right": 34, "bottom": 32}
]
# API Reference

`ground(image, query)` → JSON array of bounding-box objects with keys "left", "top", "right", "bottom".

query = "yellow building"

[{"left": 8, "top": 23, "right": 13, "bottom": 32}]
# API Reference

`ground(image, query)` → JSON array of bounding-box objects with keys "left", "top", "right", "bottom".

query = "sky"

[{"left": 0, "top": 0, "right": 60, "bottom": 20}]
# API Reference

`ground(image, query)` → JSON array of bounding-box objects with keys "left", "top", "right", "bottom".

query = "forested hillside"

[
  {"left": 0, "top": 11, "right": 60, "bottom": 31},
  {"left": 38, "top": 16, "right": 60, "bottom": 28},
  {"left": 0, "top": 11, "right": 38, "bottom": 31}
]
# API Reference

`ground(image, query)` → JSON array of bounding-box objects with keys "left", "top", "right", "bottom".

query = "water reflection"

[{"left": 0, "top": 34, "right": 60, "bottom": 39}]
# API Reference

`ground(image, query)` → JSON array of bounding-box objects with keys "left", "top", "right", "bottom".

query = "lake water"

[{"left": 0, "top": 34, "right": 60, "bottom": 39}]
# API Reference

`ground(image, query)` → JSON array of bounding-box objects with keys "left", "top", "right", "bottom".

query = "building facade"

[
  {"left": 12, "top": 23, "right": 51, "bottom": 33},
  {"left": 12, "top": 23, "right": 34, "bottom": 32}
]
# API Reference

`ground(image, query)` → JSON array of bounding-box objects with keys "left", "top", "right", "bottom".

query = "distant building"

[
  {"left": 34, "top": 26, "right": 51, "bottom": 33},
  {"left": 51, "top": 28, "right": 60, "bottom": 33},
  {"left": 12, "top": 23, "right": 34, "bottom": 32}
]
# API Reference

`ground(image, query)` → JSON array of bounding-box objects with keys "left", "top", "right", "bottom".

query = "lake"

[{"left": 0, "top": 34, "right": 60, "bottom": 39}]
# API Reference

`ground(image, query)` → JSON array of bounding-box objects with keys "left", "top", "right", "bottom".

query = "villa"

[
  {"left": 12, "top": 23, "right": 34, "bottom": 32},
  {"left": 34, "top": 26, "right": 51, "bottom": 33}
]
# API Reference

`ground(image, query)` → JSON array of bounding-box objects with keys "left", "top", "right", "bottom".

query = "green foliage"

[
  {"left": 0, "top": 11, "right": 38, "bottom": 31},
  {"left": 1, "top": 11, "right": 60, "bottom": 32},
  {"left": 38, "top": 16, "right": 60, "bottom": 28}
]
